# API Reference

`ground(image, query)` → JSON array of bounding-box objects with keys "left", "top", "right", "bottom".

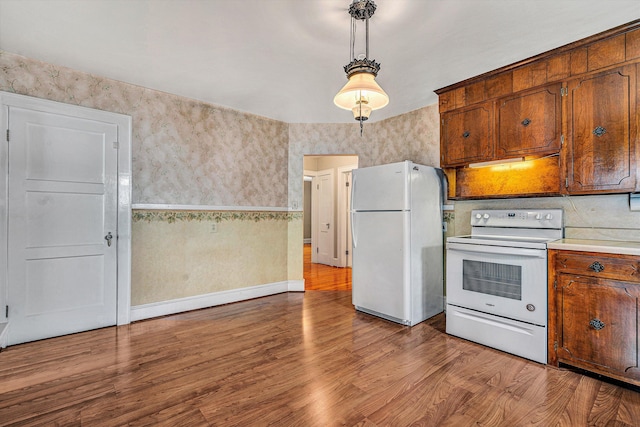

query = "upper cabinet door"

[
  {"left": 441, "top": 102, "right": 493, "bottom": 167},
  {"left": 497, "top": 83, "right": 562, "bottom": 157},
  {"left": 566, "top": 65, "right": 637, "bottom": 194}
]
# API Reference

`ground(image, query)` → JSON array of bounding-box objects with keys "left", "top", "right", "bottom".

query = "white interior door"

[
  {"left": 7, "top": 106, "right": 118, "bottom": 345},
  {"left": 316, "top": 169, "right": 334, "bottom": 266}
]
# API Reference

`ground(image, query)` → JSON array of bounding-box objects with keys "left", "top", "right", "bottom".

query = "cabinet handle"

[
  {"left": 521, "top": 118, "right": 531, "bottom": 127},
  {"left": 592, "top": 126, "right": 607, "bottom": 137},
  {"left": 589, "top": 261, "right": 605, "bottom": 273},
  {"left": 462, "top": 131, "right": 470, "bottom": 138},
  {"left": 589, "top": 318, "right": 605, "bottom": 330}
]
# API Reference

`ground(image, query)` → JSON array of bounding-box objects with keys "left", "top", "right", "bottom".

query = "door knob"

[{"left": 105, "top": 232, "right": 113, "bottom": 247}]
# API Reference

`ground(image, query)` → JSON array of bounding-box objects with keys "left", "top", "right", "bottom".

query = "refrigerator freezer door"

[
  {"left": 352, "top": 210, "right": 410, "bottom": 324},
  {"left": 351, "top": 161, "right": 410, "bottom": 211}
]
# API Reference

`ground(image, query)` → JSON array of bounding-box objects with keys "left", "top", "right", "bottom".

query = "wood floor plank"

[{"left": 1, "top": 290, "right": 639, "bottom": 426}]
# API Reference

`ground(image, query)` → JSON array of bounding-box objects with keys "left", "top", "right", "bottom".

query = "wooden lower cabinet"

[{"left": 548, "top": 249, "right": 640, "bottom": 386}]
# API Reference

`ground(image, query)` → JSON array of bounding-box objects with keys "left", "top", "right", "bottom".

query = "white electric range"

[{"left": 445, "top": 209, "right": 564, "bottom": 364}]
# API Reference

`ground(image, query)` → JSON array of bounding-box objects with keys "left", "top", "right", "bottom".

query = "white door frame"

[
  {"left": 304, "top": 170, "right": 318, "bottom": 260},
  {"left": 0, "top": 92, "right": 132, "bottom": 346}
]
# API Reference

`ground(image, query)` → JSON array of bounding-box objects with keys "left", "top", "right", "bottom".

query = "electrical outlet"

[{"left": 210, "top": 223, "right": 218, "bottom": 233}]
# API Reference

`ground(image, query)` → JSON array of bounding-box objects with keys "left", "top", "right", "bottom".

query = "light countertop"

[{"left": 547, "top": 239, "right": 640, "bottom": 256}]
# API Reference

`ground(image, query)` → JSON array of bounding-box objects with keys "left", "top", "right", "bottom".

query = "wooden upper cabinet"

[
  {"left": 565, "top": 65, "right": 637, "bottom": 193},
  {"left": 441, "top": 102, "right": 493, "bottom": 167},
  {"left": 496, "top": 83, "right": 562, "bottom": 157}
]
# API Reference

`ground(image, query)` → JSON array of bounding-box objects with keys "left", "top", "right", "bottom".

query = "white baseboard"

[
  {"left": 303, "top": 238, "right": 311, "bottom": 244},
  {"left": 288, "top": 279, "right": 304, "bottom": 292},
  {"left": 0, "top": 323, "right": 8, "bottom": 349},
  {"left": 131, "top": 280, "right": 304, "bottom": 322}
]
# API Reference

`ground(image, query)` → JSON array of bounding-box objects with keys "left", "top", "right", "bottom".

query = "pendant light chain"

[{"left": 333, "top": 0, "right": 389, "bottom": 136}]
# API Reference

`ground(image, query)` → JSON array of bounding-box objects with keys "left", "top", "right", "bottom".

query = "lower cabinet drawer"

[{"left": 555, "top": 252, "right": 640, "bottom": 283}]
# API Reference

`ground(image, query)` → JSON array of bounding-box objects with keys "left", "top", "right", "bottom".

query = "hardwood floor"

[
  {"left": 1, "top": 290, "right": 639, "bottom": 426},
  {"left": 303, "top": 243, "right": 352, "bottom": 291}
]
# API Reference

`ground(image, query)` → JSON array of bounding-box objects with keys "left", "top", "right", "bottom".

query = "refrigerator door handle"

[
  {"left": 350, "top": 173, "right": 358, "bottom": 248},
  {"left": 351, "top": 172, "right": 357, "bottom": 211},
  {"left": 351, "top": 211, "right": 358, "bottom": 248}
]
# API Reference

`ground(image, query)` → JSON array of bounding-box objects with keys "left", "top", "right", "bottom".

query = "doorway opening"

[{"left": 303, "top": 155, "right": 358, "bottom": 291}]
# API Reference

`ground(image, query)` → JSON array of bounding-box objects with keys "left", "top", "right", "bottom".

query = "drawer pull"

[
  {"left": 589, "top": 261, "right": 605, "bottom": 273},
  {"left": 590, "top": 318, "right": 605, "bottom": 330},
  {"left": 521, "top": 118, "right": 531, "bottom": 127}
]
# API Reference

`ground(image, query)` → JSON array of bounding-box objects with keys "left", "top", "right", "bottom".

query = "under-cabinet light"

[{"left": 468, "top": 157, "right": 525, "bottom": 168}]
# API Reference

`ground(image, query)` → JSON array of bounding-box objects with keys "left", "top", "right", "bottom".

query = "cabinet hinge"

[
  {"left": 565, "top": 177, "right": 569, "bottom": 188},
  {"left": 560, "top": 135, "right": 565, "bottom": 146},
  {"left": 554, "top": 341, "right": 558, "bottom": 351},
  {"left": 560, "top": 87, "right": 568, "bottom": 96},
  {"left": 553, "top": 279, "right": 557, "bottom": 290}
]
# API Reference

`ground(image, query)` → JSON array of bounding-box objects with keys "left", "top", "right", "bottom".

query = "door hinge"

[
  {"left": 346, "top": 250, "right": 349, "bottom": 255},
  {"left": 316, "top": 247, "right": 319, "bottom": 254},
  {"left": 317, "top": 184, "right": 319, "bottom": 190},
  {"left": 5, "top": 305, "right": 8, "bottom": 318},
  {"left": 346, "top": 181, "right": 350, "bottom": 187},
  {"left": 112, "top": 141, "right": 119, "bottom": 149},
  {"left": 561, "top": 87, "right": 568, "bottom": 96},
  {"left": 6, "top": 129, "right": 9, "bottom": 142}
]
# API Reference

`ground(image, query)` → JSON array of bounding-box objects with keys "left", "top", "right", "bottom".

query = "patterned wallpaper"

[
  {"left": 0, "top": 51, "right": 289, "bottom": 207},
  {"left": 288, "top": 105, "right": 441, "bottom": 207}
]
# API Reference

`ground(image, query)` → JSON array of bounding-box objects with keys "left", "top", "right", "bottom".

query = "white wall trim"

[
  {"left": 130, "top": 281, "right": 303, "bottom": 322},
  {"left": 0, "top": 323, "right": 7, "bottom": 349},
  {"left": 132, "top": 203, "right": 290, "bottom": 212},
  {"left": 288, "top": 279, "right": 305, "bottom": 292}
]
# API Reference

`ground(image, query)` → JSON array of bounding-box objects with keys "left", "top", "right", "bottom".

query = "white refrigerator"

[{"left": 350, "top": 161, "right": 444, "bottom": 326}]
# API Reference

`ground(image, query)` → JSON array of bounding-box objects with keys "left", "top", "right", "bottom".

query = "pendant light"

[{"left": 334, "top": 0, "right": 389, "bottom": 136}]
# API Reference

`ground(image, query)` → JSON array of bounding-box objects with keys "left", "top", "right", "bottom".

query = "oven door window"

[{"left": 463, "top": 260, "right": 522, "bottom": 300}]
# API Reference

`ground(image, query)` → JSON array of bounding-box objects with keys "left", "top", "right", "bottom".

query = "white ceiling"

[{"left": 1, "top": 0, "right": 639, "bottom": 124}]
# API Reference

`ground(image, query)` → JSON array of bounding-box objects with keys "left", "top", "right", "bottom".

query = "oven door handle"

[{"left": 446, "top": 242, "right": 546, "bottom": 258}]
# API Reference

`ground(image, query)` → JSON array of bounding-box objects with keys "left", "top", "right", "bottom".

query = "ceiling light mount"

[
  {"left": 334, "top": 0, "right": 389, "bottom": 136},
  {"left": 348, "top": 0, "right": 376, "bottom": 20}
]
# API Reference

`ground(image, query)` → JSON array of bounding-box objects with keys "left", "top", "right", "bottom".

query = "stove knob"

[
  {"left": 475, "top": 213, "right": 482, "bottom": 219},
  {"left": 545, "top": 214, "right": 553, "bottom": 220},
  {"left": 483, "top": 213, "right": 490, "bottom": 219}
]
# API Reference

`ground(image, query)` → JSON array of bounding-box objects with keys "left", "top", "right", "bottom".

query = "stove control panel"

[{"left": 470, "top": 209, "right": 563, "bottom": 230}]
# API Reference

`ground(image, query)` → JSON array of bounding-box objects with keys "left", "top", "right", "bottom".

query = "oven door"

[{"left": 446, "top": 242, "right": 547, "bottom": 325}]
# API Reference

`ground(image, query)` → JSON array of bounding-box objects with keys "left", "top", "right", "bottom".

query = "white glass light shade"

[{"left": 334, "top": 72, "right": 389, "bottom": 112}]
